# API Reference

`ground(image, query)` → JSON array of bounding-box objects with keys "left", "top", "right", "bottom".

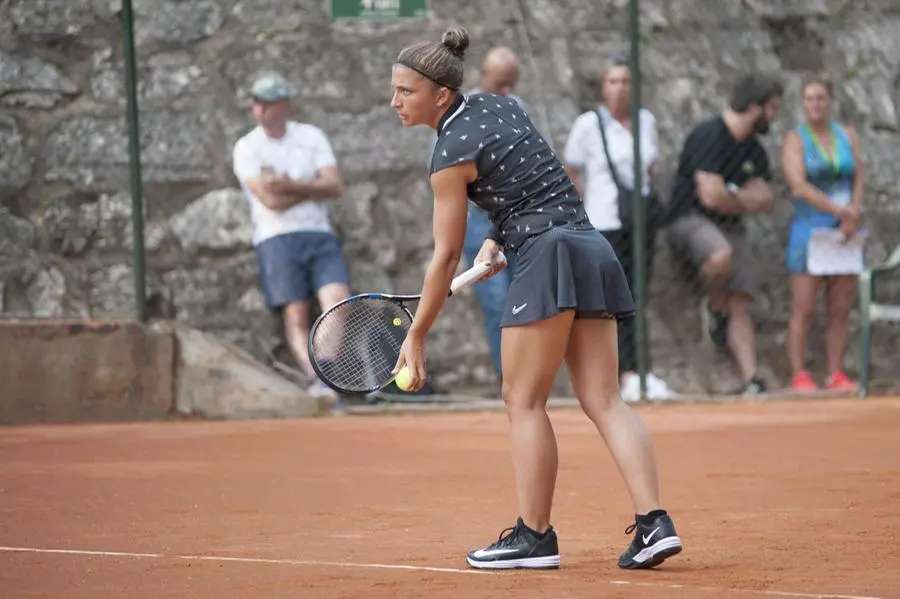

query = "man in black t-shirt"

[{"left": 667, "top": 73, "right": 783, "bottom": 395}]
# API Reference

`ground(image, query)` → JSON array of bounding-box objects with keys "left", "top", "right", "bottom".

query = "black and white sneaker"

[
  {"left": 466, "top": 517, "right": 560, "bottom": 570},
  {"left": 617, "top": 511, "right": 683, "bottom": 569}
]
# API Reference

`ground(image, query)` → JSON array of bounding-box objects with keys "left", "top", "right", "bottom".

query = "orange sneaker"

[
  {"left": 826, "top": 371, "right": 857, "bottom": 392},
  {"left": 790, "top": 370, "right": 819, "bottom": 393}
]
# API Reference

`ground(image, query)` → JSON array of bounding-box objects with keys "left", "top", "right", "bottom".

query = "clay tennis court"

[{"left": 2, "top": 396, "right": 898, "bottom": 599}]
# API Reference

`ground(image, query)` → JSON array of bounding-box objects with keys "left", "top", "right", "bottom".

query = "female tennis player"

[{"left": 389, "top": 26, "right": 683, "bottom": 570}]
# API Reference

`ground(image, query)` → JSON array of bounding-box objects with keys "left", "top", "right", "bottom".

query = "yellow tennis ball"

[
  {"left": 392, "top": 317, "right": 402, "bottom": 326},
  {"left": 394, "top": 365, "right": 413, "bottom": 391}
]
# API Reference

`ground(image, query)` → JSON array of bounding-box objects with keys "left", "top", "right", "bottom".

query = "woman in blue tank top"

[{"left": 780, "top": 75, "right": 866, "bottom": 393}]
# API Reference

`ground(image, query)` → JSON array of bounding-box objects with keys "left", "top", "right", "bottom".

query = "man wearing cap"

[{"left": 232, "top": 72, "right": 351, "bottom": 401}]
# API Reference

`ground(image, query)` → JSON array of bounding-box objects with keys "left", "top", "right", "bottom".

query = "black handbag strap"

[{"left": 595, "top": 108, "right": 623, "bottom": 189}]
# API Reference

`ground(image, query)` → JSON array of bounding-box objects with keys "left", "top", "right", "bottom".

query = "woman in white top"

[{"left": 564, "top": 56, "right": 673, "bottom": 401}]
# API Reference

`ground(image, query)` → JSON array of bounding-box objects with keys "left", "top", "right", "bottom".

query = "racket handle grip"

[{"left": 449, "top": 251, "right": 506, "bottom": 296}]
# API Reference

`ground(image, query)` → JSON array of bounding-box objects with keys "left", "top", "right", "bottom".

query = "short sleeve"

[
  {"left": 677, "top": 126, "right": 717, "bottom": 177},
  {"left": 232, "top": 137, "right": 260, "bottom": 182},
  {"left": 563, "top": 112, "right": 594, "bottom": 170},
  {"left": 431, "top": 130, "right": 483, "bottom": 175},
  {"left": 309, "top": 127, "right": 338, "bottom": 171}
]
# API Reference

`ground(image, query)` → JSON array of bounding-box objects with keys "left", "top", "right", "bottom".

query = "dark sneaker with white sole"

[
  {"left": 466, "top": 517, "right": 560, "bottom": 570},
  {"left": 617, "top": 511, "right": 683, "bottom": 569}
]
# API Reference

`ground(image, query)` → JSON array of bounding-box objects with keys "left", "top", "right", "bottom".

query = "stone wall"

[{"left": 1, "top": 0, "right": 899, "bottom": 394}]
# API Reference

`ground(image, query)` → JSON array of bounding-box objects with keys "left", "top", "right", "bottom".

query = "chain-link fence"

[{"left": 2, "top": 0, "right": 898, "bottom": 400}]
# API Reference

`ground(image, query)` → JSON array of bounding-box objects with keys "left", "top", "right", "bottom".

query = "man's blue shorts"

[{"left": 254, "top": 231, "right": 350, "bottom": 309}]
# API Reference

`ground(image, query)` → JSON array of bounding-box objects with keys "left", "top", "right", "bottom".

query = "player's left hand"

[{"left": 393, "top": 330, "right": 427, "bottom": 392}]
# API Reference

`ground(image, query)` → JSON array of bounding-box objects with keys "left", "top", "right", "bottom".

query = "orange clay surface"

[{"left": 1, "top": 397, "right": 899, "bottom": 599}]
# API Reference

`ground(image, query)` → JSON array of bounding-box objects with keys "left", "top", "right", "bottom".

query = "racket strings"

[{"left": 310, "top": 298, "right": 412, "bottom": 393}]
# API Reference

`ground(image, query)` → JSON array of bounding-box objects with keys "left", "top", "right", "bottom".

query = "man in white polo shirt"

[{"left": 233, "top": 72, "right": 350, "bottom": 401}]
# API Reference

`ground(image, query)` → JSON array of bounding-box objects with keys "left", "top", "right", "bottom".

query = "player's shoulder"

[{"left": 467, "top": 91, "right": 524, "bottom": 115}]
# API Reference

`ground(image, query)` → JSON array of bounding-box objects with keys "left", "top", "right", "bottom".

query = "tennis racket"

[{"left": 308, "top": 253, "right": 505, "bottom": 395}]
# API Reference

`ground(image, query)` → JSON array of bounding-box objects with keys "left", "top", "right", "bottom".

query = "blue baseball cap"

[{"left": 250, "top": 73, "right": 292, "bottom": 102}]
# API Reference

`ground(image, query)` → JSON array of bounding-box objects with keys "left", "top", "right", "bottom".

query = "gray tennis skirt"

[{"left": 500, "top": 226, "right": 636, "bottom": 327}]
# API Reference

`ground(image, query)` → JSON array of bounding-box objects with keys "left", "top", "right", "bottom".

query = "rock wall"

[{"left": 1, "top": 0, "right": 899, "bottom": 393}]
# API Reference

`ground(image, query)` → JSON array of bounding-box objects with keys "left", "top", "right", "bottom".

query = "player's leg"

[
  {"left": 255, "top": 234, "right": 317, "bottom": 379},
  {"left": 465, "top": 310, "right": 573, "bottom": 570},
  {"left": 787, "top": 273, "right": 821, "bottom": 389},
  {"left": 564, "top": 316, "right": 682, "bottom": 569},
  {"left": 824, "top": 275, "right": 857, "bottom": 389},
  {"left": 502, "top": 311, "right": 573, "bottom": 533}
]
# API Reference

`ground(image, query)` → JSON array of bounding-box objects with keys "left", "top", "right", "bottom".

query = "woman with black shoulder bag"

[{"left": 563, "top": 56, "right": 674, "bottom": 401}]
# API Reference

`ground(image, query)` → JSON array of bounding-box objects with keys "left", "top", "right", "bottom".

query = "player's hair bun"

[{"left": 441, "top": 27, "right": 470, "bottom": 60}]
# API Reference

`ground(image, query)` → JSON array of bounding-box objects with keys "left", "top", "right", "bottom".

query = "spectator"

[
  {"left": 666, "top": 73, "right": 783, "bottom": 395},
  {"left": 232, "top": 72, "right": 351, "bottom": 402},
  {"left": 563, "top": 56, "right": 674, "bottom": 401},
  {"left": 462, "top": 46, "right": 525, "bottom": 382},
  {"left": 781, "top": 74, "right": 864, "bottom": 392}
]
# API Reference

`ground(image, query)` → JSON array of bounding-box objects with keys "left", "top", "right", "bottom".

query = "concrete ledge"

[
  {"left": 0, "top": 318, "right": 321, "bottom": 425},
  {"left": 341, "top": 389, "right": 874, "bottom": 416},
  {"left": 0, "top": 319, "right": 175, "bottom": 424},
  {"left": 173, "top": 323, "right": 322, "bottom": 420},
  {"left": 0, "top": 317, "right": 891, "bottom": 424}
]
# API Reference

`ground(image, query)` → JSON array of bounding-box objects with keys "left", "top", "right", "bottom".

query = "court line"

[
  {"left": 0, "top": 546, "right": 885, "bottom": 598},
  {"left": 603, "top": 579, "right": 885, "bottom": 599},
  {"left": 0, "top": 546, "right": 485, "bottom": 576}
]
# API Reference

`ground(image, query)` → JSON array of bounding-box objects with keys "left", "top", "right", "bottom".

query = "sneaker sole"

[
  {"left": 619, "top": 536, "right": 683, "bottom": 570},
  {"left": 466, "top": 554, "right": 560, "bottom": 570}
]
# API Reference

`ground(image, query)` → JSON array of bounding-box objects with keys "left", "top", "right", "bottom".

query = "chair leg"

[{"left": 858, "top": 273, "right": 873, "bottom": 399}]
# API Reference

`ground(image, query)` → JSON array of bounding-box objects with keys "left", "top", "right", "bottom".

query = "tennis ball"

[{"left": 394, "top": 365, "right": 413, "bottom": 391}]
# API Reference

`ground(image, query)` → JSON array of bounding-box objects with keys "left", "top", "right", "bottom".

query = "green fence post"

[
  {"left": 122, "top": 0, "right": 147, "bottom": 323},
  {"left": 629, "top": 0, "right": 648, "bottom": 398}
]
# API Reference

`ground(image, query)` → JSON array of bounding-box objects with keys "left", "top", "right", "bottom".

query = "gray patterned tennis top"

[{"left": 430, "top": 92, "right": 592, "bottom": 254}]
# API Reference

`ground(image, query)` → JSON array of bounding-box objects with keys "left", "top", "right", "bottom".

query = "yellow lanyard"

[{"left": 804, "top": 124, "right": 841, "bottom": 177}]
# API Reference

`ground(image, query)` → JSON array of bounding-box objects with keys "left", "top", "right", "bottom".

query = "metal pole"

[
  {"left": 122, "top": 0, "right": 147, "bottom": 322},
  {"left": 629, "top": 0, "right": 648, "bottom": 398}
]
